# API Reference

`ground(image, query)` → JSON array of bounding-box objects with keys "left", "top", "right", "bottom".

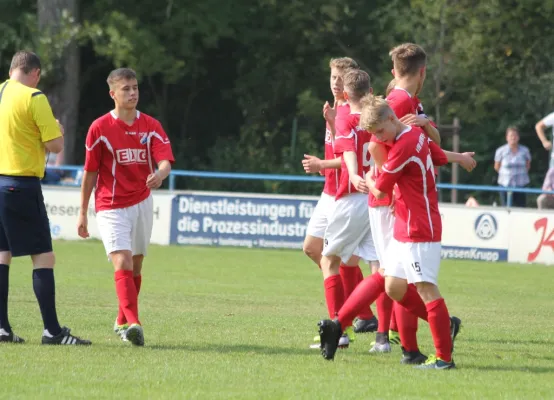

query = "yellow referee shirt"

[{"left": 0, "top": 79, "right": 62, "bottom": 178}]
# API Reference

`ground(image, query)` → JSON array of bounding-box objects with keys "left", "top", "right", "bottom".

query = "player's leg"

[
  {"left": 0, "top": 179, "right": 90, "bottom": 345},
  {"left": 97, "top": 208, "right": 142, "bottom": 346},
  {"left": 303, "top": 193, "right": 332, "bottom": 267},
  {"left": 404, "top": 242, "right": 456, "bottom": 370},
  {"left": 350, "top": 236, "right": 378, "bottom": 334}
]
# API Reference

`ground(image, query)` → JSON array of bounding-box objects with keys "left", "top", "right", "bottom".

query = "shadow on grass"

[{"left": 147, "top": 343, "right": 314, "bottom": 356}]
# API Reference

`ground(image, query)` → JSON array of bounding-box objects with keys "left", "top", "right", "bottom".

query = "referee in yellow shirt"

[{"left": 0, "top": 51, "right": 90, "bottom": 345}]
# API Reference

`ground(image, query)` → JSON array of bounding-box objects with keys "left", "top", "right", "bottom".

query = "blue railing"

[{"left": 47, "top": 165, "right": 554, "bottom": 207}]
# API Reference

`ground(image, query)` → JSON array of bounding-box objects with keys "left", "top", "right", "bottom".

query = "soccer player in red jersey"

[
  {"left": 317, "top": 69, "right": 379, "bottom": 355},
  {"left": 364, "top": 95, "right": 456, "bottom": 369},
  {"left": 77, "top": 68, "right": 175, "bottom": 346},
  {"left": 302, "top": 59, "right": 377, "bottom": 348}
]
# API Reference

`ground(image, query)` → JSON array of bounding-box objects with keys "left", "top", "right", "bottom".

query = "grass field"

[{"left": 1, "top": 241, "right": 554, "bottom": 399}]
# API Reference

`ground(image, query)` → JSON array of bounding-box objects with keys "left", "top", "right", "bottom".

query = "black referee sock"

[
  {"left": 32, "top": 268, "right": 62, "bottom": 336},
  {"left": 0, "top": 264, "right": 11, "bottom": 333}
]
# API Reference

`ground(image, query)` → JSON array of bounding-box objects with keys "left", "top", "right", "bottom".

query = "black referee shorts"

[{"left": 0, "top": 175, "right": 53, "bottom": 257}]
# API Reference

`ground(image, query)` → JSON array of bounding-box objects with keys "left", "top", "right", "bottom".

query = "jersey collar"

[
  {"left": 395, "top": 125, "right": 412, "bottom": 141},
  {"left": 110, "top": 110, "right": 141, "bottom": 120},
  {"left": 393, "top": 86, "right": 413, "bottom": 98}
]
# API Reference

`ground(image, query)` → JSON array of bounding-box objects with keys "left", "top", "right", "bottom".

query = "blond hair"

[
  {"left": 329, "top": 57, "right": 359, "bottom": 72},
  {"left": 385, "top": 79, "right": 396, "bottom": 96},
  {"left": 360, "top": 95, "right": 394, "bottom": 131},
  {"left": 389, "top": 43, "right": 426, "bottom": 77},
  {"left": 343, "top": 69, "right": 370, "bottom": 102}
]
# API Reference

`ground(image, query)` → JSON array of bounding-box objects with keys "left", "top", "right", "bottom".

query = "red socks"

[
  {"left": 427, "top": 298, "right": 453, "bottom": 362},
  {"left": 114, "top": 270, "right": 140, "bottom": 326},
  {"left": 337, "top": 273, "right": 385, "bottom": 329},
  {"left": 397, "top": 284, "right": 428, "bottom": 321},
  {"left": 339, "top": 265, "right": 374, "bottom": 320},
  {"left": 117, "top": 274, "right": 142, "bottom": 325},
  {"left": 395, "top": 302, "right": 419, "bottom": 352},
  {"left": 390, "top": 307, "right": 398, "bottom": 332},
  {"left": 376, "top": 292, "right": 393, "bottom": 333},
  {"left": 323, "top": 275, "right": 344, "bottom": 320}
]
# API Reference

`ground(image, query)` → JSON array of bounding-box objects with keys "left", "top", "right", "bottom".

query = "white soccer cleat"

[{"left": 369, "top": 341, "right": 392, "bottom": 353}]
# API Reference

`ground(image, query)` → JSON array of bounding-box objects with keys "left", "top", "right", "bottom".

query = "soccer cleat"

[
  {"left": 415, "top": 355, "right": 455, "bottom": 370},
  {"left": 0, "top": 328, "right": 25, "bottom": 344},
  {"left": 42, "top": 326, "right": 91, "bottom": 346},
  {"left": 318, "top": 319, "right": 342, "bottom": 360},
  {"left": 353, "top": 316, "right": 378, "bottom": 333},
  {"left": 369, "top": 332, "right": 391, "bottom": 353},
  {"left": 389, "top": 330, "right": 401, "bottom": 345},
  {"left": 114, "top": 319, "right": 129, "bottom": 342},
  {"left": 450, "top": 316, "right": 462, "bottom": 352},
  {"left": 338, "top": 334, "right": 350, "bottom": 348},
  {"left": 400, "top": 347, "right": 428, "bottom": 365},
  {"left": 125, "top": 324, "right": 144, "bottom": 346},
  {"left": 343, "top": 326, "right": 356, "bottom": 343}
]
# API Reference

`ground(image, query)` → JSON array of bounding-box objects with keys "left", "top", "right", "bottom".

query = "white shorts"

[
  {"left": 368, "top": 206, "right": 395, "bottom": 268},
  {"left": 385, "top": 240, "right": 442, "bottom": 285},
  {"left": 96, "top": 195, "right": 154, "bottom": 257},
  {"left": 306, "top": 192, "right": 335, "bottom": 239},
  {"left": 322, "top": 193, "right": 377, "bottom": 263}
]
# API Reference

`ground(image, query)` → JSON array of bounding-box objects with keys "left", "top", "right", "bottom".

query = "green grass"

[{"left": 1, "top": 241, "right": 554, "bottom": 399}]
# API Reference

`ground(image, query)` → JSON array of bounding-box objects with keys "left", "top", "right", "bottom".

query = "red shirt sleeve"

[
  {"left": 333, "top": 116, "right": 355, "bottom": 155},
  {"left": 84, "top": 121, "right": 102, "bottom": 172},
  {"left": 375, "top": 142, "right": 411, "bottom": 194},
  {"left": 429, "top": 141, "right": 448, "bottom": 167},
  {"left": 150, "top": 120, "right": 175, "bottom": 164}
]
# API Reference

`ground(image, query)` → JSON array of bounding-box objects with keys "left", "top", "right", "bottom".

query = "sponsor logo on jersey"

[{"left": 116, "top": 148, "right": 148, "bottom": 164}]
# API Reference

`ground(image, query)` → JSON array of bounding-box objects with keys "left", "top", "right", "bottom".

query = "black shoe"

[
  {"left": 450, "top": 316, "right": 461, "bottom": 352},
  {"left": 0, "top": 329, "right": 25, "bottom": 344},
  {"left": 353, "top": 316, "right": 378, "bottom": 333},
  {"left": 400, "top": 347, "right": 428, "bottom": 365},
  {"left": 318, "top": 319, "right": 342, "bottom": 361},
  {"left": 42, "top": 326, "right": 92, "bottom": 346}
]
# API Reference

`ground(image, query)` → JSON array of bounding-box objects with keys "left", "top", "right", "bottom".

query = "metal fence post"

[{"left": 169, "top": 174, "right": 176, "bottom": 191}]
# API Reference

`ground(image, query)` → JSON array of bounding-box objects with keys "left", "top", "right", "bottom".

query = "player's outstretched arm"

[
  {"left": 343, "top": 151, "right": 368, "bottom": 193},
  {"left": 443, "top": 150, "right": 477, "bottom": 172},
  {"left": 399, "top": 114, "right": 441, "bottom": 145},
  {"left": 77, "top": 170, "right": 98, "bottom": 238},
  {"left": 302, "top": 155, "right": 341, "bottom": 174}
]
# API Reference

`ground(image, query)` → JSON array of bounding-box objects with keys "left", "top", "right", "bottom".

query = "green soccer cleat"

[
  {"left": 415, "top": 355, "right": 455, "bottom": 370},
  {"left": 344, "top": 326, "right": 356, "bottom": 343},
  {"left": 389, "top": 330, "right": 401, "bottom": 345},
  {"left": 114, "top": 319, "right": 129, "bottom": 341}
]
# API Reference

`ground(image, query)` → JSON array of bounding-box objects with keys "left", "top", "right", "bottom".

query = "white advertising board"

[
  {"left": 439, "top": 204, "right": 510, "bottom": 262},
  {"left": 507, "top": 210, "right": 554, "bottom": 265},
  {"left": 42, "top": 186, "right": 173, "bottom": 245}
]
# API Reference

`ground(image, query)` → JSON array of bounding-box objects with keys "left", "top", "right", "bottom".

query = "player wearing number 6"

[
  {"left": 317, "top": 69, "right": 378, "bottom": 352},
  {"left": 77, "top": 68, "right": 175, "bottom": 346},
  {"left": 363, "top": 95, "right": 455, "bottom": 370}
]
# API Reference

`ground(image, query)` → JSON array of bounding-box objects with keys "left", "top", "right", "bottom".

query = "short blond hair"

[
  {"left": 389, "top": 43, "right": 426, "bottom": 77},
  {"left": 329, "top": 57, "right": 359, "bottom": 72},
  {"left": 343, "top": 69, "right": 370, "bottom": 102},
  {"left": 385, "top": 79, "right": 396, "bottom": 96},
  {"left": 360, "top": 95, "right": 394, "bottom": 131},
  {"left": 107, "top": 68, "right": 137, "bottom": 89}
]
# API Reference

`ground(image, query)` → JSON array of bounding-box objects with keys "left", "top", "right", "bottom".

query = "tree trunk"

[{"left": 37, "top": 0, "right": 80, "bottom": 164}]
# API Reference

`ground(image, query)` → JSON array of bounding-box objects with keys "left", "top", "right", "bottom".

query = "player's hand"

[
  {"left": 399, "top": 114, "right": 428, "bottom": 127},
  {"left": 351, "top": 174, "right": 369, "bottom": 194},
  {"left": 146, "top": 172, "right": 163, "bottom": 189},
  {"left": 459, "top": 152, "right": 477, "bottom": 172},
  {"left": 56, "top": 119, "right": 65, "bottom": 136},
  {"left": 302, "top": 154, "right": 323, "bottom": 174},
  {"left": 543, "top": 140, "right": 553, "bottom": 151},
  {"left": 77, "top": 214, "right": 89, "bottom": 239},
  {"left": 323, "top": 100, "right": 337, "bottom": 125}
]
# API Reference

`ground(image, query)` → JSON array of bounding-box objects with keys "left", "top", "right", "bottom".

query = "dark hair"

[
  {"left": 107, "top": 68, "right": 137, "bottom": 88},
  {"left": 10, "top": 51, "right": 41, "bottom": 74}
]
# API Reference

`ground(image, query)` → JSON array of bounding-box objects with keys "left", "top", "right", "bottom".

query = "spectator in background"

[
  {"left": 494, "top": 126, "right": 531, "bottom": 207},
  {"left": 465, "top": 196, "right": 480, "bottom": 207},
  {"left": 537, "top": 167, "right": 554, "bottom": 209}
]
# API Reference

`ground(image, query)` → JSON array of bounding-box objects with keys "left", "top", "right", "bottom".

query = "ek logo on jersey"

[{"left": 116, "top": 148, "right": 148, "bottom": 164}]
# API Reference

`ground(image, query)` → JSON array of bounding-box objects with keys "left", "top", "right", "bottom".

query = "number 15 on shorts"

[{"left": 411, "top": 262, "right": 421, "bottom": 274}]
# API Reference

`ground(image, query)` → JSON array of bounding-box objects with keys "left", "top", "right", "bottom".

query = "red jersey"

[
  {"left": 323, "top": 102, "right": 350, "bottom": 196},
  {"left": 84, "top": 110, "right": 175, "bottom": 212},
  {"left": 334, "top": 112, "right": 372, "bottom": 200},
  {"left": 375, "top": 126, "right": 448, "bottom": 242}
]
